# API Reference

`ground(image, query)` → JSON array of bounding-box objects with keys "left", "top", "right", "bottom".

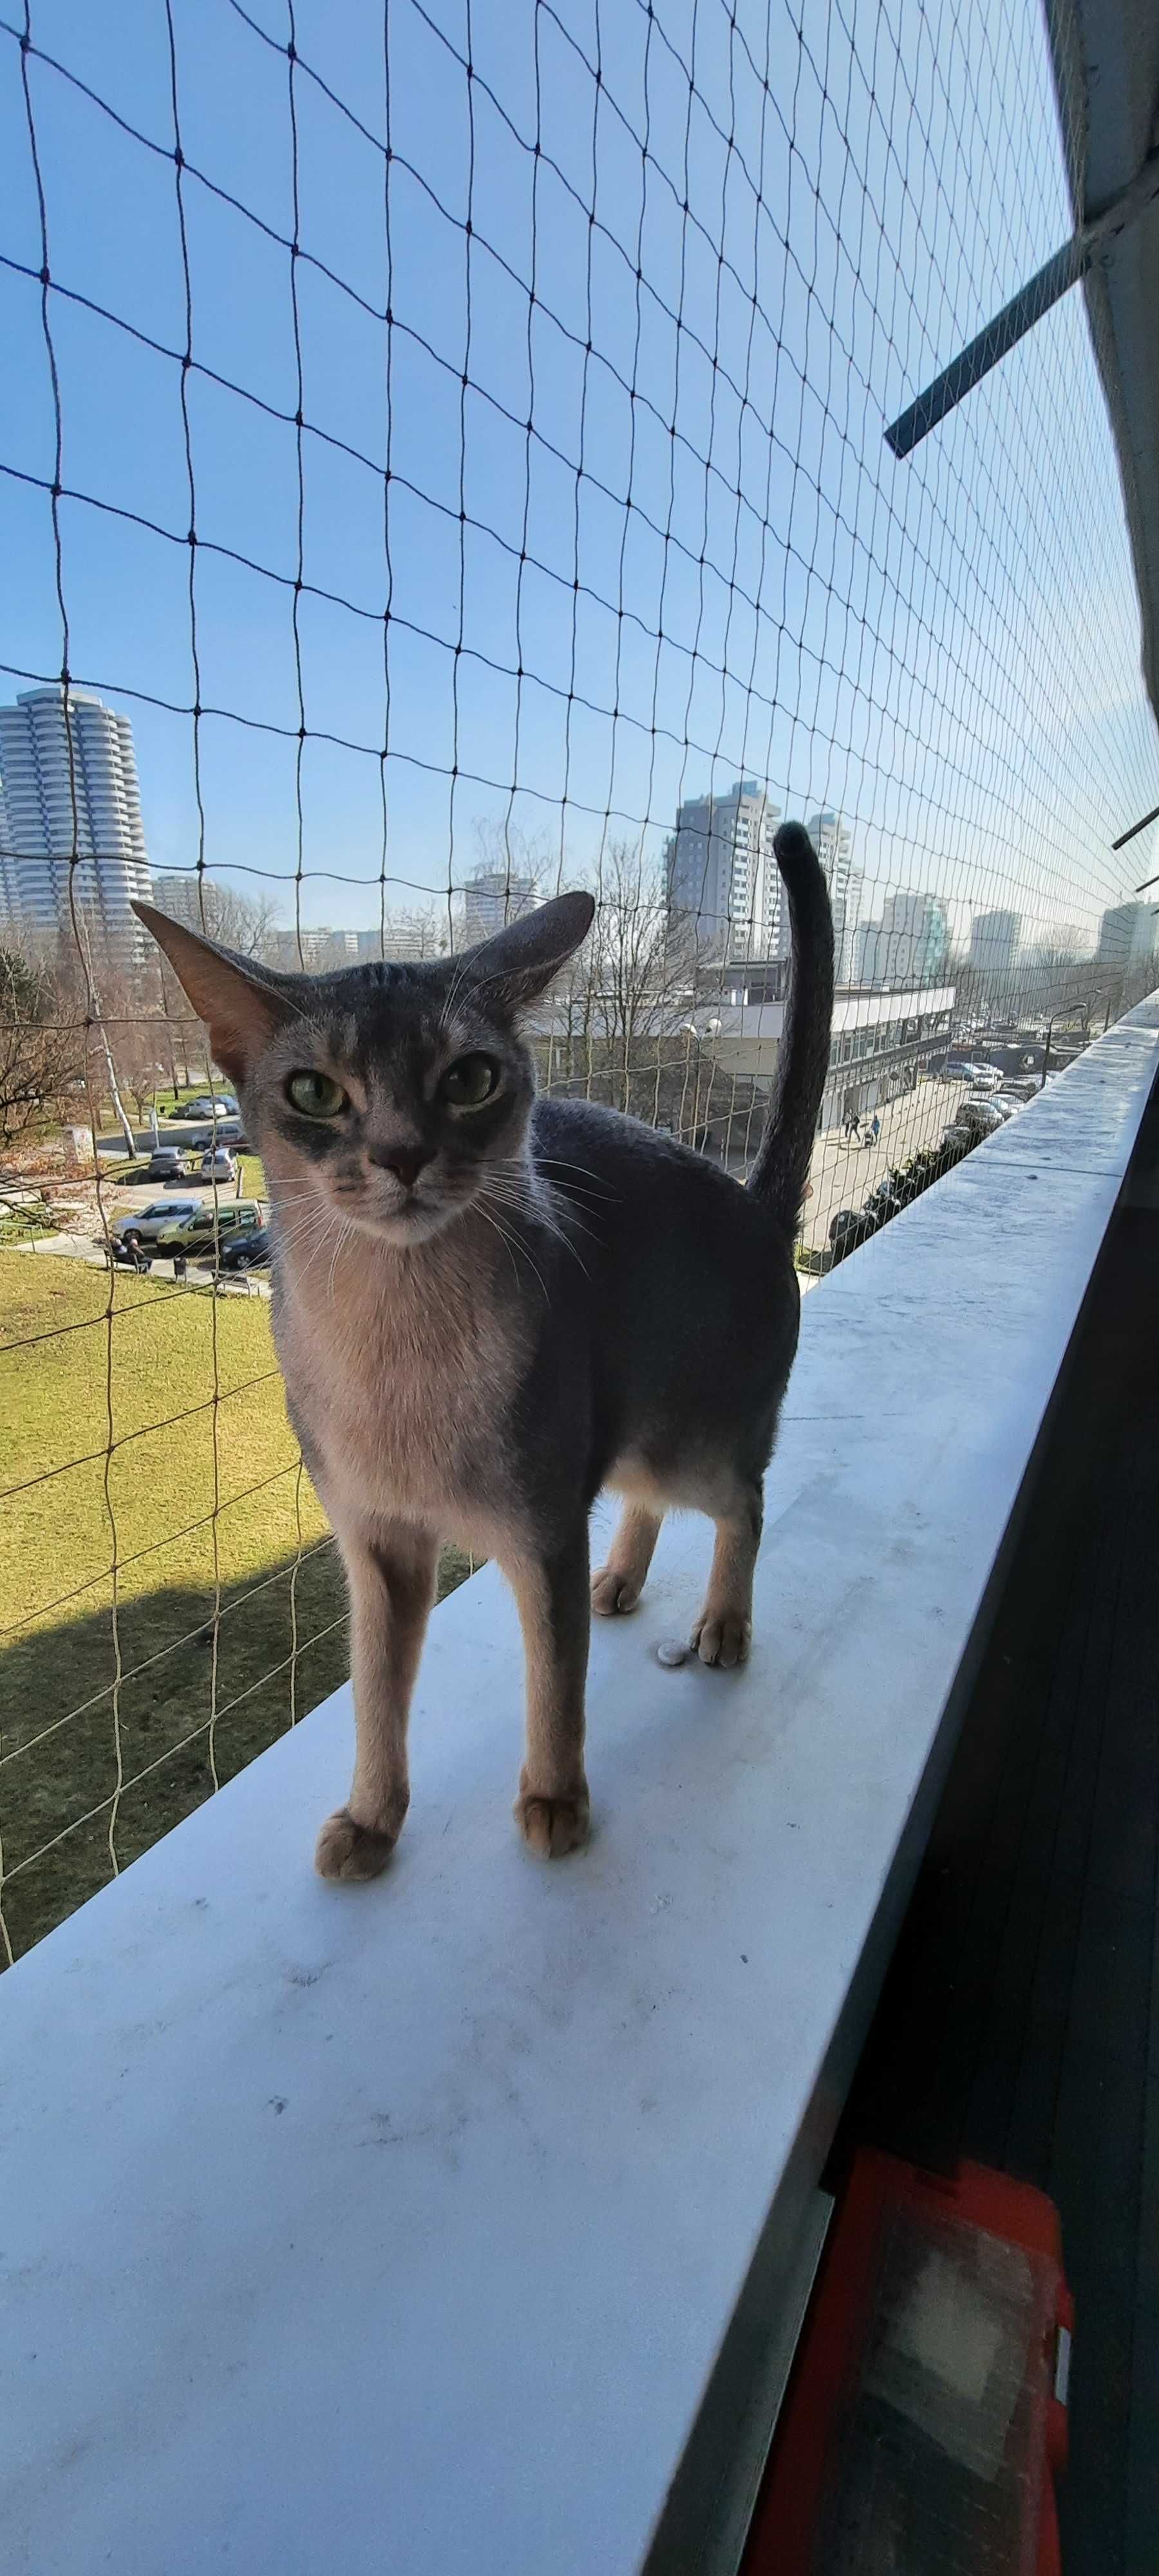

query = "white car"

[
  {"left": 963, "top": 1063, "right": 1004, "bottom": 1092},
  {"left": 199, "top": 1147, "right": 238, "bottom": 1181}
]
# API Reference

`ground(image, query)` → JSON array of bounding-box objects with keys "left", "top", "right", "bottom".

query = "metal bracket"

[{"left": 886, "top": 147, "right": 1159, "bottom": 459}]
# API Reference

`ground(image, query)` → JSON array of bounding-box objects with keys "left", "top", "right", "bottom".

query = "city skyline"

[{"left": 1, "top": 679, "right": 1132, "bottom": 988}]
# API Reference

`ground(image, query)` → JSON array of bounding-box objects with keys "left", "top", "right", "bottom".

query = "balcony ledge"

[{"left": 3, "top": 1000, "right": 1158, "bottom": 2576}]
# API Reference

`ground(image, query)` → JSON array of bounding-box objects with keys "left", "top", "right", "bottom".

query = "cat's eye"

[
  {"left": 440, "top": 1053, "right": 500, "bottom": 1109},
  {"left": 286, "top": 1070, "right": 348, "bottom": 1119}
]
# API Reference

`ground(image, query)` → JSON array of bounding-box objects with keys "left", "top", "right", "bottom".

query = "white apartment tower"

[
  {"left": 807, "top": 810, "right": 862, "bottom": 979},
  {"left": 0, "top": 687, "right": 152, "bottom": 958},
  {"left": 665, "top": 779, "right": 781, "bottom": 959}
]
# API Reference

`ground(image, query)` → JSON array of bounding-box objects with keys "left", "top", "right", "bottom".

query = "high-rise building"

[
  {"left": 461, "top": 869, "right": 540, "bottom": 943},
  {"left": 969, "top": 909, "right": 1021, "bottom": 978},
  {"left": 1097, "top": 901, "right": 1158, "bottom": 972},
  {"left": 851, "top": 890, "right": 950, "bottom": 987},
  {"left": 664, "top": 779, "right": 782, "bottom": 959},
  {"left": 0, "top": 687, "right": 152, "bottom": 959},
  {"left": 807, "top": 810, "right": 862, "bottom": 979}
]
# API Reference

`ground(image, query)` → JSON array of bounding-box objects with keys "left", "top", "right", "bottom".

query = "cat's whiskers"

[
  {"left": 473, "top": 1189, "right": 551, "bottom": 1302},
  {"left": 286, "top": 1209, "right": 346, "bottom": 1284},
  {"left": 469, "top": 1197, "right": 524, "bottom": 1296},
  {"left": 531, "top": 1155, "right": 619, "bottom": 1198},
  {"left": 326, "top": 1217, "right": 355, "bottom": 1302},
  {"left": 482, "top": 1173, "right": 592, "bottom": 1273}
]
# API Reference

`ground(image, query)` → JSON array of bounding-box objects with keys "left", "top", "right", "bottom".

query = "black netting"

[{"left": 1, "top": 0, "right": 1156, "bottom": 1958}]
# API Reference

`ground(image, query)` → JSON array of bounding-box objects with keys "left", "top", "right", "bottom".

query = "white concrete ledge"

[{"left": 4, "top": 1001, "right": 1158, "bottom": 2576}]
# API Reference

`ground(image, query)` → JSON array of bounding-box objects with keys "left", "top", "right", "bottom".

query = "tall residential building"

[
  {"left": 970, "top": 908, "right": 1021, "bottom": 978},
  {"left": 461, "top": 868, "right": 540, "bottom": 943},
  {"left": 772, "top": 809, "right": 861, "bottom": 971},
  {"left": 851, "top": 889, "right": 950, "bottom": 987},
  {"left": 0, "top": 687, "right": 152, "bottom": 958},
  {"left": 807, "top": 810, "right": 862, "bottom": 978},
  {"left": 1097, "top": 900, "right": 1158, "bottom": 972},
  {"left": 665, "top": 779, "right": 781, "bottom": 959}
]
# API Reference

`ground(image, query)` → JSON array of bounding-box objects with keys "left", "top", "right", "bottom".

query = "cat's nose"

[{"left": 371, "top": 1144, "right": 435, "bottom": 1191}]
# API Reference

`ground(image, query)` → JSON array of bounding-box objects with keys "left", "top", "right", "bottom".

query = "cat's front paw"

[
  {"left": 691, "top": 1609, "right": 751, "bottom": 1669},
  {"left": 314, "top": 1806, "right": 399, "bottom": 1882},
  {"left": 591, "top": 1566, "right": 642, "bottom": 1616},
  {"left": 514, "top": 1781, "right": 590, "bottom": 1858}
]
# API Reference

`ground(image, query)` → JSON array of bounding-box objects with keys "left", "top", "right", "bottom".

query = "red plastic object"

[{"left": 743, "top": 2152, "right": 1073, "bottom": 2576}]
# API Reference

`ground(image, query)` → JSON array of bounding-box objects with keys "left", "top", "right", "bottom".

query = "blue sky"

[{"left": 1, "top": 0, "right": 1156, "bottom": 940}]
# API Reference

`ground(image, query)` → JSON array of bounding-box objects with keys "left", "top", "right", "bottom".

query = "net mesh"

[{"left": 1, "top": 0, "right": 1156, "bottom": 1961}]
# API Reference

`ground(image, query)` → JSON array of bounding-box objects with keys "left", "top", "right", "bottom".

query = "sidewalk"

[{"left": 800, "top": 1076, "right": 967, "bottom": 1253}]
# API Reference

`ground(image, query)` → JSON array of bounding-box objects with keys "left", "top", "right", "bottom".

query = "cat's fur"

[{"left": 135, "top": 822, "right": 833, "bottom": 1875}]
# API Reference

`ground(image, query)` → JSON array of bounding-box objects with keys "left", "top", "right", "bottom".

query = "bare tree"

[
  {"left": 146, "top": 882, "right": 282, "bottom": 1084},
  {"left": 0, "top": 947, "right": 82, "bottom": 1148},
  {"left": 151, "top": 878, "right": 281, "bottom": 958}
]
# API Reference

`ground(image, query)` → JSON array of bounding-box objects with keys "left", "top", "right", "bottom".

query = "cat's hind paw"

[
  {"left": 514, "top": 1784, "right": 590, "bottom": 1858},
  {"left": 314, "top": 1807, "right": 399, "bottom": 1882}
]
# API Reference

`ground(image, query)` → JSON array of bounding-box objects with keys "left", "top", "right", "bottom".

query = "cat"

[{"left": 135, "top": 822, "right": 832, "bottom": 1877}]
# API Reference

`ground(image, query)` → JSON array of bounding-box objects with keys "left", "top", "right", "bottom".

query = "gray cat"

[{"left": 136, "top": 822, "right": 832, "bottom": 1876}]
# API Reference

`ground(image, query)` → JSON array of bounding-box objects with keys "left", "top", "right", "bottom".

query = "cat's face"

[
  {"left": 135, "top": 893, "right": 596, "bottom": 1253},
  {"left": 241, "top": 971, "right": 540, "bottom": 1247}
]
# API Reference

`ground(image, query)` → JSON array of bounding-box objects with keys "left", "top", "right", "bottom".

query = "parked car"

[
  {"left": 198, "top": 1146, "right": 237, "bottom": 1181},
  {"left": 990, "top": 1094, "right": 1026, "bottom": 1120},
  {"left": 169, "top": 1094, "right": 236, "bottom": 1121},
  {"left": 155, "top": 1200, "right": 265, "bottom": 1258},
  {"left": 146, "top": 1145, "right": 189, "bottom": 1180},
  {"left": 218, "top": 1224, "right": 272, "bottom": 1272},
  {"left": 943, "top": 1059, "right": 975, "bottom": 1082},
  {"left": 109, "top": 1198, "right": 202, "bottom": 1258},
  {"left": 829, "top": 1206, "right": 878, "bottom": 1254},
  {"left": 957, "top": 1095, "right": 1008, "bottom": 1132},
  {"left": 188, "top": 1119, "right": 245, "bottom": 1148},
  {"left": 963, "top": 1063, "right": 1004, "bottom": 1092}
]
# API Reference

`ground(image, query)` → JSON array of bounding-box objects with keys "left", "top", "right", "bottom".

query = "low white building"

[{"left": 688, "top": 981, "right": 957, "bottom": 1132}]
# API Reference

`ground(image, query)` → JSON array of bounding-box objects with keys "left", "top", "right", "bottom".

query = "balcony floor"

[{"left": 836, "top": 1199, "right": 1159, "bottom": 2573}]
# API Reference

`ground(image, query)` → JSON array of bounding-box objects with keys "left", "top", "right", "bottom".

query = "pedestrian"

[
  {"left": 847, "top": 1110, "right": 860, "bottom": 1144},
  {"left": 871, "top": 1113, "right": 881, "bottom": 1144},
  {"left": 173, "top": 1249, "right": 187, "bottom": 1282}
]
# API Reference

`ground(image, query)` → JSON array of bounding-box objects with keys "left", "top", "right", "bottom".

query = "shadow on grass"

[{"left": 0, "top": 1539, "right": 475, "bottom": 1964}]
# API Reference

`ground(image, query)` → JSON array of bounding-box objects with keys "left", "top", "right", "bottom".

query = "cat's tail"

[{"left": 746, "top": 822, "right": 834, "bottom": 1235}]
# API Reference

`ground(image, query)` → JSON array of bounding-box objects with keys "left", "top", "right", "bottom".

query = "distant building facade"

[
  {"left": 969, "top": 908, "right": 1021, "bottom": 978},
  {"left": 807, "top": 810, "right": 862, "bottom": 980},
  {"left": 355, "top": 920, "right": 446, "bottom": 963},
  {"left": 461, "top": 869, "right": 540, "bottom": 943},
  {"left": 262, "top": 926, "right": 360, "bottom": 972},
  {"left": 665, "top": 779, "right": 781, "bottom": 960},
  {"left": 0, "top": 686, "right": 152, "bottom": 960},
  {"left": 851, "top": 889, "right": 950, "bottom": 987},
  {"left": 1097, "top": 901, "right": 1158, "bottom": 973}
]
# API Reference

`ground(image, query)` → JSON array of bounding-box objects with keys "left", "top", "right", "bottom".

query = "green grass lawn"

[{"left": 0, "top": 1253, "right": 471, "bottom": 1960}]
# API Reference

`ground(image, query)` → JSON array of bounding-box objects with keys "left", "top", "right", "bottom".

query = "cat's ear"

[
  {"left": 464, "top": 889, "right": 595, "bottom": 1014},
  {"left": 133, "top": 902, "right": 296, "bottom": 1083}
]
